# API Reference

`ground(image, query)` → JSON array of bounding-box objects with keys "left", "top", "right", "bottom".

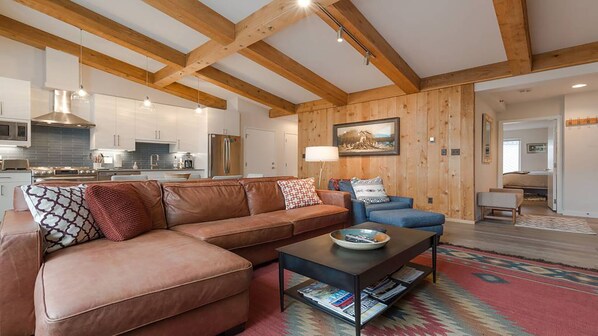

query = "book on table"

[
  {"left": 297, "top": 282, "right": 387, "bottom": 325},
  {"left": 391, "top": 266, "right": 424, "bottom": 284}
]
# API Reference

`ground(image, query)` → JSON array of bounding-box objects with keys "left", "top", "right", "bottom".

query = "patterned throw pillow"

[
  {"left": 85, "top": 184, "right": 153, "bottom": 241},
  {"left": 21, "top": 185, "right": 102, "bottom": 253},
  {"left": 277, "top": 178, "right": 323, "bottom": 210},
  {"left": 350, "top": 176, "right": 390, "bottom": 205}
]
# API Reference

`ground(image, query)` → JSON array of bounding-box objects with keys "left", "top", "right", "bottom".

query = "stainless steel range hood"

[{"left": 31, "top": 90, "right": 95, "bottom": 128}]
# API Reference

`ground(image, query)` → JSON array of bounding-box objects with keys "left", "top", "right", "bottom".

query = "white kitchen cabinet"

[
  {"left": 115, "top": 98, "right": 136, "bottom": 150},
  {"left": 91, "top": 95, "right": 135, "bottom": 150},
  {"left": 173, "top": 107, "right": 204, "bottom": 153},
  {"left": 0, "top": 172, "right": 31, "bottom": 217},
  {"left": 135, "top": 103, "right": 177, "bottom": 143},
  {"left": 0, "top": 77, "right": 31, "bottom": 120},
  {"left": 207, "top": 108, "right": 239, "bottom": 136}
]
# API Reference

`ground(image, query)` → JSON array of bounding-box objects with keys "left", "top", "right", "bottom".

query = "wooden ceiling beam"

[
  {"left": 142, "top": 0, "right": 235, "bottom": 45},
  {"left": 153, "top": 0, "right": 342, "bottom": 87},
  {"left": 493, "top": 0, "right": 533, "bottom": 75},
  {"left": 14, "top": 0, "right": 186, "bottom": 68},
  {"left": 239, "top": 41, "right": 348, "bottom": 106},
  {"left": 532, "top": 41, "right": 598, "bottom": 71},
  {"left": 0, "top": 15, "right": 226, "bottom": 109},
  {"left": 317, "top": 0, "right": 420, "bottom": 94},
  {"left": 194, "top": 67, "right": 296, "bottom": 115}
]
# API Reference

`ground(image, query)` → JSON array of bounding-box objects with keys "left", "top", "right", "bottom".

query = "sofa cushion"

[
  {"left": 85, "top": 184, "right": 152, "bottom": 241},
  {"left": 369, "top": 209, "right": 445, "bottom": 229},
  {"left": 34, "top": 230, "right": 252, "bottom": 336},
  {"left": 162, "top": 181, "right": 250, "bottom": 227},
  {"left": 171, "top": 214, "right": 294, "bottom": 250},
  {"left": 239, "top": 177, "right": 295, "bottom": 215},
  {"left": 277, "top": 178, "right": 322, "bottom": 210},
  {"left": 17, "top": 180, "right": 167, "bottom": 230},
  {"left": 20, "top": 185, "right": 102, "bottom": 253},
  {"left": 365, "top": 201, "right": 411, "bottom": 217},
  {"left": 271, "top": 204, "right": 349, "bottom": 235}
]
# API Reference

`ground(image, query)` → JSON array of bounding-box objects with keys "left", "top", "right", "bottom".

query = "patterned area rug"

[
  {"left": 516, "top": 214, "right": 596, "bottom": 235},
  {"left": 241, "top": 245, "right": 598, "bottom": 336}
]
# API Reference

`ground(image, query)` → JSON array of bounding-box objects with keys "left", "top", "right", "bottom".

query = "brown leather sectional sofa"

[{"left": 0, "top": 177, "right": 351, "bottom": 336}]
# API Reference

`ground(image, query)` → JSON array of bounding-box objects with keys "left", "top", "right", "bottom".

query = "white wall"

[
  {"left": 563, "top": 90, "right": 598, "bottom": 217},
  {"left": 503, "top": 128, "right": 549, "bottom": 171},
  {"left": 498, "top": 96, "right": 564, "bottom": 121},
  {"left": 237, "top": 98, "right": 298, "bottom": 177},
  {"left": 474, "top": 95, "right": 499, "bottom": 220}
]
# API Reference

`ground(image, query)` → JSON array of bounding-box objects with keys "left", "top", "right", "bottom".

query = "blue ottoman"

[{"left": 368, "top": 208, "right": 445, "bottom": 235}]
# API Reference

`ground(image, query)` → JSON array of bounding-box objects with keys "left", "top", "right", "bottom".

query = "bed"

[{"left": 503, "top": 171, "right": 549, "bottom": 196}]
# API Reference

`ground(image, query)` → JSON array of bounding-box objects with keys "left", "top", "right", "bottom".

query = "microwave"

[{"left": 0, "top": 121, "right": 28, "bottom": 141}]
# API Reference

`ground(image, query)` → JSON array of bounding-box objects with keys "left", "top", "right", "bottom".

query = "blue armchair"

[{"left": 328, "top": 179, "right": 413, "bottom": 225}]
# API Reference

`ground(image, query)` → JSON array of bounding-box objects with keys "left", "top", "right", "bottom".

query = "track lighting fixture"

[
  {"left": 364, "top": 51, "right": 371, "bottom": 66},
  {"left": 336, "top": 27, "right": 344, "bottom": 43}
]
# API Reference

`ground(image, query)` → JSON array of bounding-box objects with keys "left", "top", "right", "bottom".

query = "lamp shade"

[{"left": 305, "top": 146, "right": 339, "bottom": 162}]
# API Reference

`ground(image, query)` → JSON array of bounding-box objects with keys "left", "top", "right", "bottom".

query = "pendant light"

[
  {"left": 194, "top": 77, "right": 203, "bottom": 114},
  {"left": 139, "top": 56, "right": 153, "bottom": 110},
  {"left": 71, "top": 29, "right": 89, "bottom": 102}
]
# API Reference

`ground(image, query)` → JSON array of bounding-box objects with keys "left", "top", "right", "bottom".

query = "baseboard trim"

[
  {"left": 446, "top": 218, "right": 476, "bottom": 225},
  {"left": 561, "top": 210, "right": 598, "bottom": 218}
]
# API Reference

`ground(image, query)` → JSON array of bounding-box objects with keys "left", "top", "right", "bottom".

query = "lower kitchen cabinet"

[{"left": 0, "top": 172, "right": 31, "bottom": 218}]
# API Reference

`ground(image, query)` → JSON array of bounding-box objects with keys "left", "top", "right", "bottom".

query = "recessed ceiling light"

[
  {"left": 297, "top": 0, "right": 311, "bottom": 8},
  {"left": 572, "top": 83, "right": 587, "bottom": 89}
]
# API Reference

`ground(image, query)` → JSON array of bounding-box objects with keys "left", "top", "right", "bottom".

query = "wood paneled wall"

[{"left": 298, "top": 84, "right": 475, "bottom": 221}]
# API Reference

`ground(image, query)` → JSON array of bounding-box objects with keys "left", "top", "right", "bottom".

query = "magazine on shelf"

[
  {"left": 391, "top": 266, "right": 424, "bottom": 284},
  {"left": 298, "top": 282, "right": 387, "bottom": 325},
  {"left": 364, "top": 277, "right": 407, "bottom": 302}
]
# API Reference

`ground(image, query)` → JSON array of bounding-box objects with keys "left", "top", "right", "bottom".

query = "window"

[{"left": 503, "top": 140, "right": 521, "bottom": 173}]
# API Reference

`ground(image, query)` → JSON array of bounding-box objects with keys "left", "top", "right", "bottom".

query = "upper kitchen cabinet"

[
  {"left": 207, "top": 108, "right": 240, "bottom": 136},
  {"left": 90, "top": 94, "right": 135, "bottom": 151},
  {"left": 172, "top": 107, "right": 206, "bottom": 153},
  {"left": 0, "top": 77, "right": 31, "bottom": 120},
  {"left": 135, "top": 103, "right": 177, "bottom": 143}
]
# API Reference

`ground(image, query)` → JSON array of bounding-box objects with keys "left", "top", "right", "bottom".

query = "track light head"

[
  {"left": 364, "top": 51, "right": 371, "bottom": 66},
  {"left": 336, "top": 27, "right": 344, "bottom": 43}
]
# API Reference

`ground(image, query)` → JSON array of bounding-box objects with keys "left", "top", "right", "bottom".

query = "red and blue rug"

[{"left": 241, "top": 245, "right": 598, "bottom": 336}]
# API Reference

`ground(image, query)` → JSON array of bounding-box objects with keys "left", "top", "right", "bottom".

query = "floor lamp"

[{"left": 305, "top": 146, "right": 339, "bottom": 189}]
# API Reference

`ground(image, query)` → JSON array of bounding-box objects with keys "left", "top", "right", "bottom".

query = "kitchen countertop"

[
  {"left": 0, "top": 170, "right": 32, "bottom": 173},
  {"left": 97, "top": 168, "right": 204, "bottom": 172}
]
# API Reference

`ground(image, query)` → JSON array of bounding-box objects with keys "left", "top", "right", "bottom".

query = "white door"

[
  {"left": 115, "top": 98, "right": 136, "bottom": 151},
  {"left": 284, "top": 133, "right": 298, "bottom": 177},
  {"left": 547, "top": 121, "right": 558, "bottom": 210},
  {"left": 244, "top": 128, "right": 276, "bottom": 177}
]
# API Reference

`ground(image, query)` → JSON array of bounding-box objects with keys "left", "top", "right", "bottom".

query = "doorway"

[
  {"left": 244, "top": 128, "right": 276, "bottom": 177},
  {"left": 498, "top": 117, "right": 562, "bottom": 213}
]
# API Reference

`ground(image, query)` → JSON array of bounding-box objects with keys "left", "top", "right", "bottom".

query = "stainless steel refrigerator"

[{"left": 208, "top": 134, "right": 242, "bottom": 177}]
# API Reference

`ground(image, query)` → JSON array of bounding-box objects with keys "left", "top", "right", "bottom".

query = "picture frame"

[
  {"left": 527, "top": 143, "right": 547, "bottom": 153},
  {"left": 332, "top": 117, "right": 400, "bottom": 156},
  {"left": 482, "top": 113, "right": 493, "bottom": 164}
]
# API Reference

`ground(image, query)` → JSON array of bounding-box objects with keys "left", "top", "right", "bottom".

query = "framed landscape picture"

[
  {"left": 332, "top": 117, "right": 400, "bottom": 156},
  {"left": 527, "top": 143, "right": 547, "bottom": 153}
]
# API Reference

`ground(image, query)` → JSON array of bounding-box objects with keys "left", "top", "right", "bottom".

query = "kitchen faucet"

[{"left": 150, "top": 154, "right": 159, "bottom": 169}]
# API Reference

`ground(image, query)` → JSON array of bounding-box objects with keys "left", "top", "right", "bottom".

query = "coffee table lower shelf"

[{"left": 283, "top": 262, "right": 432, "bottom": 328}]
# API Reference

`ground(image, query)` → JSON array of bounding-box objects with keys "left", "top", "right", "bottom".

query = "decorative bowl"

[{"left": 330, "top": 229, "right": 390, "bottom": 250}]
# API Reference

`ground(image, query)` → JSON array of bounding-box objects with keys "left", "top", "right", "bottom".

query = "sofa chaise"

[{"left": 0, "top": 177, "right": 351, "bottom": 336}]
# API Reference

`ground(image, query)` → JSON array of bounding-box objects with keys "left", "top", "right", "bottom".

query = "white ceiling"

[
  {"left": 479, "top": 71, "right": 598, "bottom": 105},
  {"left": 2, "top": 0, "right": 598, "bottom": 108},
  {"left": 527, "top": 0, "right": 598, "bottom": 54}
]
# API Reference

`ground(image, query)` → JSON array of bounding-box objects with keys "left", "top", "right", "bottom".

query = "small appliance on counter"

[
  {"left": 1, "top": 159, "right": 29, "bottom": 171},
  {"left": 183, "top": 154, "right": 194, "bottom": 169}
]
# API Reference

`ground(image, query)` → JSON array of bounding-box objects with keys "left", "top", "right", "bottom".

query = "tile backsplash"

[{"left": 0, "top": 125, "right": 179, "bottom": 169}]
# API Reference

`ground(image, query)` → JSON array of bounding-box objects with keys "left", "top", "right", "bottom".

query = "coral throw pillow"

[
  {"left": 21, "top": 185, "right": 102, "bottom": 253},
  {"left": 85, "top": 184, "right": 152, "bottom": 241},
  {"left": 277, "top": 178, "right": 322, "bottom": 210},
  {"left": 351, "top": 176, "right": 390, "bottom": 205}
]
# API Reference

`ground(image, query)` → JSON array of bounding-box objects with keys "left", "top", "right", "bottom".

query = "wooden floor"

[{"left": 441, "top": 201, "right": 598, "bottom": 270}]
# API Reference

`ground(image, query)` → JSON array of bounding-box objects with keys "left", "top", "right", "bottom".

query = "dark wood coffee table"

[{"left": 277, "top": 222, "right": 437, "bottom": 336}]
